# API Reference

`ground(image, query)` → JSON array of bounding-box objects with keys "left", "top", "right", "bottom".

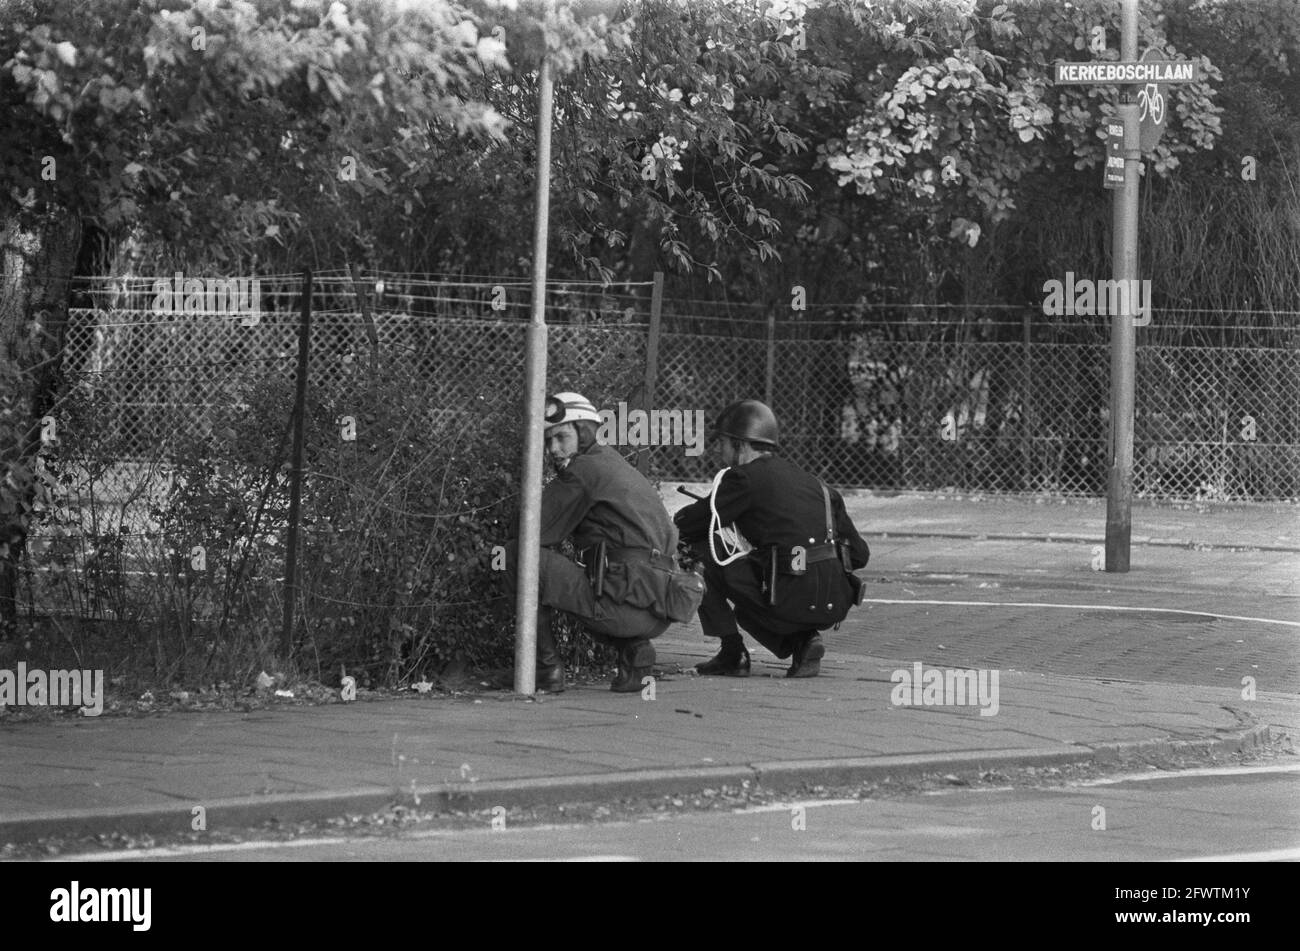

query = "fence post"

[
  {"left": 281, "top": 268, "right": 312, "bottom": 658},
  {"left": 1022, "top": 308, "right": 1034, "bottom": 490},
  {"left": 348, "top": 262, "right": 380, "bottom": 374},
  {"left": 638, "top": 271, "right": 664, "bottom": 477},
  {"left": 764, "top": 310, "right": 776, "bottom": 406},
  {"left": 1219, "top": 407, "right": 1230, "bottom": 498}
]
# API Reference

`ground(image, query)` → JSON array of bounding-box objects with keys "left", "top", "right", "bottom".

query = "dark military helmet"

[{"left": 712, "top": 399, "right": 780, "bottom": 449}]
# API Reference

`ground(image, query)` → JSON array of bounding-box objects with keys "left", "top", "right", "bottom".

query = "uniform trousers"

[
  {"left": 692, "top": 541, "right": 814, "bottom": 660},
  {"left": 503, "top": 541, "right": 669, "bottom": 644}
]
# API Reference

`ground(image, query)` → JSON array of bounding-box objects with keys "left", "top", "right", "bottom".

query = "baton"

[
  {"left": 767, "top": 545, "right": 778, "bottom": 606},
  {"left": 593, "top": 540, "right": 606, "bottom": 599},
  {"left": 677, "top": 486, "right": 706, "bottom": 500}
]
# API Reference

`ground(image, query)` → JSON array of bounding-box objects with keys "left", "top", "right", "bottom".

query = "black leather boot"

[
  {"left": 610, "top": 638, "right": 655, "bottom": 693},
  {"left": 695, "top": 639, "right": 750, "bottom": 677},
  {"left": 786, "top": 631, "right": 825, "bottom": 678},
  {"left": 535, "top": 608, "right": 565, "bottom": 693}
]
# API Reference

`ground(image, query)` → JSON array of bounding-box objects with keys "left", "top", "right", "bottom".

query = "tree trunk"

[{"left": 0, "top": 206, "right": 82, "bottom": 636}]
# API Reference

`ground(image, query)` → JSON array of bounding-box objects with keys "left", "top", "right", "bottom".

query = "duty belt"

[
  {"left": 579, "top": 542, "right": 677, "bottom": 597},
  {"left": 604, "top": 547, "right": 678, "bottom": 572},
  {"left": 772, "top": 541, "right": 843, "bottom": 573}
]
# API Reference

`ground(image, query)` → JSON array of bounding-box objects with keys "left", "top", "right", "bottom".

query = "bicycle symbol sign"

[
  {"left": 1137, "top": 83, "right": 1165, "bottom": 125},
  {"left": 1135, "top": 48, "right": 1179, "bottom": 151}
]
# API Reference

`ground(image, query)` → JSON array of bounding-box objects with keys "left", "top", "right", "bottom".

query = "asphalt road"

[{"left": 53, "top": 763, "right": 1300, "bottom": 862}]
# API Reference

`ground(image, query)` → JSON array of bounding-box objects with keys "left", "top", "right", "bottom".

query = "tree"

[{"left": 0, "top": 0, "right": 563, "bottom": 633}]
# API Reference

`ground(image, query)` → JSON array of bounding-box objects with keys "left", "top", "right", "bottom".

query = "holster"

[
  {"left": 578, "top": 540, "right": 608, "bottom": 598},
  {"left": 765, "top": 545, "right": 778, "bottom": 605}
]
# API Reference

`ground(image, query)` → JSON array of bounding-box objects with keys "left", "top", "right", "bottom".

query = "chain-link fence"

[
  {"left": 61, "top": 271, "right": 652, "bottom": 458},
  {"left": 57, "top": 272, "right": 1300, "bottom": 502},
  {"left": 643, "top": 303, "right": 1299, "bottom": 500}
]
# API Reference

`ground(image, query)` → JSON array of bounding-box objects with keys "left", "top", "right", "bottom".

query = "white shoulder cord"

[{"left": 708, "top": 467, "right": 753, "bottom": 566}]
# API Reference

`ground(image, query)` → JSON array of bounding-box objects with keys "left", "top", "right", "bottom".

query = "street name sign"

[{"left": 1052, "top": 60, "right": 1199, "bottom": 85}]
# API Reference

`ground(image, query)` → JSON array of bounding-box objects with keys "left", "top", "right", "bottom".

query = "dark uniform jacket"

[
  {"left": 541, "top": 442, "right": 682, "bottom": 614},
  {"left": 674, "top": 454, "right": 870, "bottom": 626}
]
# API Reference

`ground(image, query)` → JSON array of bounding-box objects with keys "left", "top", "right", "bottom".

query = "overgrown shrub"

[
  {"left": 15, "top": 311, "right": 665, "bottom": 689},
  {"left": 288, "top": 358, "right": 521, "bottom": 685},
  {"left": 284, "top": 315, "right": 648, "bottom": 685}
]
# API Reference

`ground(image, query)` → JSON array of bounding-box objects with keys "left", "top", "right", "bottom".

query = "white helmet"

[{"left": 543, "top": 391, "right": 601, "bottom": 429}]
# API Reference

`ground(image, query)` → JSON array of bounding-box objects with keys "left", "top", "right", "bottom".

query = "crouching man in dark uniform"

[
  {"left": 674, "top": 400, "right": 870, "bottom": 678},
  {"left": 504, "top": 392, "right": 704, "bottom": 693}
]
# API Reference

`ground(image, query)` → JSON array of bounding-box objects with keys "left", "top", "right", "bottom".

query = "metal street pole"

[
  {"left": 1105, "top": 0, "right": 1140, "bottom": 573},
  {"left": 514, "top": 56, "right": 555, "bottom": 695},
  {"left": 282, "top": 268, "right": 312, "bottom": 657}
]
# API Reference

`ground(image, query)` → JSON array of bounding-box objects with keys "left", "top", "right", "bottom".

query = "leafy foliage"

[{"left": 1, "top": 0, "right": 526, "bottom": 266}]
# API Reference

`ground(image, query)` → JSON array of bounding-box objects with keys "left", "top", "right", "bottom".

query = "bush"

[
  {"left": 16, "top": 311, "right": 658, "bottom": 690},
  {"left": 291, "top": 360, "right": 521, "bottom": 685}
]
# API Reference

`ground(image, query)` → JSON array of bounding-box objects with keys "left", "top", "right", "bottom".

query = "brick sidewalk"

[
  {"left": 2, "top": 492, "right": 1296, "bottom": 845},
  {"left": 0, "top": 641, "right": 1286, "bottom": 843}
]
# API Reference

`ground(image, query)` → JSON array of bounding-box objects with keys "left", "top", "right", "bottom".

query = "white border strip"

[
  {"left": 1172, "top": 847, "right": 1300, "bottom": 862},
  {"left": 1070, "top": 764, "right": 1300, "bottom": 786},
  {"left": 863, "top": 598, "right": 1300, "bottom": 628}
]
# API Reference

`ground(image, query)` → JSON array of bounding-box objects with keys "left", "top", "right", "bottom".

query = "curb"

[
  {"left": 0, "top": 726, "right": 1271, "bottom": 849},
  {"left": 1091, "top": 724, "right": 1272, "bottom": 763},
  {"left": 0, "top": 787, "right": 399, "bottom": 847}
]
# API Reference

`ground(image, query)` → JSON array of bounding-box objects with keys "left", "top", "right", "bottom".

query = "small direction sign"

[
  {"left": 1103, "top": 121, "right": 1125, "bottom": 189},
  {"left": 1052, "top": 59, "right": 1198, "bottom": 85}
]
